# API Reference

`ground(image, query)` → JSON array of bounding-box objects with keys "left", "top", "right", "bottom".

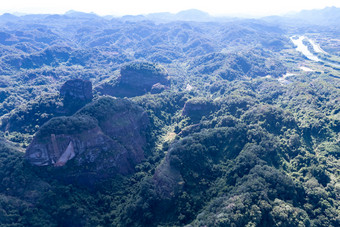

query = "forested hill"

[{"left": 0, "top": 7, "right": 339, "bottom": 227}]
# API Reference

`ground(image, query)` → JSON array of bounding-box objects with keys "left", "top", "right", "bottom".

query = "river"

[
  {"left": 290, "top": 36, "right": 321, "bottom": 61},
  {"left": 290, "top": 36, "right": 340, "bottom": 68}
]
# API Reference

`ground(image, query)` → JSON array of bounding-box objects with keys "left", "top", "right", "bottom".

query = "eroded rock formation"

[
  {"left": 25, "top": 97, "right": 149, "bottom": 178},
  {"left": 60, "top": 79, "right": 93, "bottom": 101},
  {"left": 182, "top": 98, "right": 215, "bottom": 121},
  {"left": 60, "top": 78, "right": 93, "bottom": 114},
  {"left": 95, "top": 62, "right": 170, "bottom": 97}
]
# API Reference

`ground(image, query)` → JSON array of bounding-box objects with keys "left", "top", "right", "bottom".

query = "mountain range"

[{"left": 0, "top": 6, "right": 339, "bottom": 227}]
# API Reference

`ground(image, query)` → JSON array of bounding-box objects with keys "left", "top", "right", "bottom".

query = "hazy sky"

[{"left": 1, "top": 0, "right": 339, "bottom": 16}]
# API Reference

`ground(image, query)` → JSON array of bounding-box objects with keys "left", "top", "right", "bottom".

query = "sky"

[{"left": 0, "top": 0, "right": 339, "bottom": 17}]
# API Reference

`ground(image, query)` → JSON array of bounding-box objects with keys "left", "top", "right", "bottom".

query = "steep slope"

[
  {"left": 0, "top": 8, "right": 339, "bottom": 227},
  {"left": 26, "top": 97, "right": 150, "bottom": 180},
  {"left": 96, "top": 62, "right": 170, "bottom": 97}
]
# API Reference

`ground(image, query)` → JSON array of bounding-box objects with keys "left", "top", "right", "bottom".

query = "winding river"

[
  {"left": 290, "top": 36, "right": 321, "bottom": 61},
  {"left": 290, "top": 36, "right": 340, "bottom": 68}
]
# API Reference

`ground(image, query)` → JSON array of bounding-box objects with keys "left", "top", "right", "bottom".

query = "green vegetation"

[
  {"left": 76, "top": 96, "right": 142, "bottom": 123},
  {"left": 0, "top": 9, "right": 339, "bottom": 227},
  {"left": 121, "top": 62, "right": 167, "bottom": 78},
  {"left": 36, "top": 115, "right": 97, "bottom": 138}
]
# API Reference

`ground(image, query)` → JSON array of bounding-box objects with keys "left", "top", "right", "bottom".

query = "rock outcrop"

[
  {"left": 60, "top": 78, "right": 93, "bottom": 114},
  {"left": 25, "top": 97, "right": 149, "bottom": 178},
  {"left": 1, "top": 79, "right": 93, "bottom": 134},
  {"left": 95, "top": 62, "right": 170, "bottom": 97},
  {"left": 153, "top": 154, "right": 184, "bottom": 199},
  {"left": 151, "top": 83, "right": 168, "bottom": 94},
  {"left": 182, "top": 98, "right": 215, "bottom": 121}
]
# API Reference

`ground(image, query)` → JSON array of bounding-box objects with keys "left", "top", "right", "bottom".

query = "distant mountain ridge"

[
  {"left": 0, "top": 3, "right": 339, "bottom": 226},
  {"left": 121, "top": 9, "right": 216, "bottom": 22},
  {"left": 1, "top": 7, "right": 339, "bottom": 24},
  {"left": 285, "top": 6, "right": 340, "bottom": 26}
]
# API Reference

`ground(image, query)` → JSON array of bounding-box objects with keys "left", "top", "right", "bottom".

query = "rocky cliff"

[
  {"left": 96, "top": 62, "right": 170, "bottom": 97},
  {"left": 182, "top": 98, "right": 215, "bottom": 122},
  {"left": 25, "top": 97, "right": 149, "bottom": 178},
  {"left": 1, "top": 78, "right": 93, "bottom": 134},
  {"left": 60, "top": 78, "right": 93, "bottom": 114}
]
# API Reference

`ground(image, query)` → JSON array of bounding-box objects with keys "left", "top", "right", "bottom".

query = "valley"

[{"left": 0, "top": 7, "right": 339, "bottom": 227}]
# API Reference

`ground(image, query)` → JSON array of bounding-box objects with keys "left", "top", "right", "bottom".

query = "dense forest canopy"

[{"left": 0, "top": 7, "right": 339, "bottom": 227}]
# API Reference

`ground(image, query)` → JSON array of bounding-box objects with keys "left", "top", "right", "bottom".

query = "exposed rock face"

[
  {"left": 60, "top": 79, "right": 93, "bottom": 114},
  {"left": 60, "top": 78, "right": 92, "bottom": 101},
  {"left": 153, "top": 154, "right": 183, "bottom": 199},
  {"left": 182, "top": 98, "right": 215, "bottom": 121},
  {"left": 25, "top": 97, "right": 149, "bottom": 178},
  {"left": 95, "top": 62, "right": 170, "bottom": 97},
  {"left": 1, "top": 79, "right": 92, "bottom": 134},
  {"left": 151, "top": 83, "right": 168, "bottom": 94}
]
